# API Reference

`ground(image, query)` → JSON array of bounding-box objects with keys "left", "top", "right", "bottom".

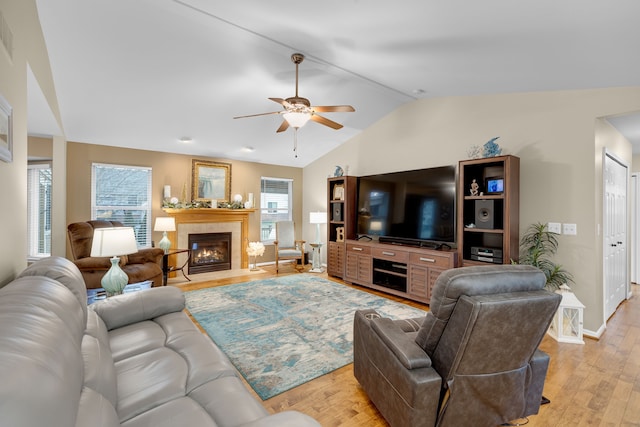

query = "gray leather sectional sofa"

[{"left": 0, "top": 256, "right": 320, "bottom": 427}]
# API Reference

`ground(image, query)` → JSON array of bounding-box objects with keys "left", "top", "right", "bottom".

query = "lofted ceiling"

[{"left": 31, "top": 0, "right": 640, "bottom": 167}]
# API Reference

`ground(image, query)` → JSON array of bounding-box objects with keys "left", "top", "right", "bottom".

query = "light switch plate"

[
  {"left": 562, "top": 223, "right": 577, "bottom": 235},
  {"left": 547, "top": 222, "right": 561, "bottom": 234}
]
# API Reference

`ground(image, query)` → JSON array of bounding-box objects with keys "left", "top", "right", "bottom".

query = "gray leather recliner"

[{"left": 354, "top": 265, "right": 561, "bottom": 427}]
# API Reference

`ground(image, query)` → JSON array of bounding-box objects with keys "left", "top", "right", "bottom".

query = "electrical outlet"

[
  {"left": 563, "top": 223, "right": 577, "bottom": 235},
  {"left": 547, "top": 222, "right": 561, "bottom": 234}
]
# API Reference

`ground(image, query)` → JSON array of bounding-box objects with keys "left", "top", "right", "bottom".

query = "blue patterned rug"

[{"left": 184, "top": 274, "right": 427, "bottom": 400}]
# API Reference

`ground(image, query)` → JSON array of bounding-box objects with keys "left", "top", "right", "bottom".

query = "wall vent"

[{"left": 0, "top": 10, "right": 13, "bottom": 60}]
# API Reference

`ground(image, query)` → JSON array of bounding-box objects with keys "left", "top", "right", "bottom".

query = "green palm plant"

[{"left": 515, "top": 222, "right": 574, "bottom": 291}]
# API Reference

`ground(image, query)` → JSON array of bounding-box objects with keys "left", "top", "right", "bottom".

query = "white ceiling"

[{"left": 32, "top": 0, "right": 640, "bottom": 167}]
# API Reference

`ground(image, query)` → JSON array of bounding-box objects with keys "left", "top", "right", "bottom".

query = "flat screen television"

[{"left": 356, "top": 165, "right": 457, "bottom": 248}]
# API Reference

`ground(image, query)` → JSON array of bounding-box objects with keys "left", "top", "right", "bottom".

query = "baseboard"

[{"left": 583, "top": 324, "right": 606, "bottom": 339}]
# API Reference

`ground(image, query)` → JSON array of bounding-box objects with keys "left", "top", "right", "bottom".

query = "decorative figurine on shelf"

[
  {"left": 470, "top": 179, "right": 479, "bottom": 196},
  {"left": 467, "top": 144, "right": 483, "bottom": 159},
  {"left": 334, "top": 165, "right": 344, "bottom": 177},
  {"left": 482, "top": 136, "right": 502, "bottom": 158}
]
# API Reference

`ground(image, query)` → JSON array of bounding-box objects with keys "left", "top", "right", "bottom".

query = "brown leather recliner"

[
  {"left": 353, "top": 265, "right": 562, "bottom": 427},
  {"left": 67, "top": 220, "right": 164, "bottom": 289}
]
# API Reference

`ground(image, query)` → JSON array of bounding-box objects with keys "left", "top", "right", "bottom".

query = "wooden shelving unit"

[
  {"left": 457, "top": 155, "right": 520, "bottom": 266},
  {"left": 327, "top": 176, "right": 357, "bottom": 278}
]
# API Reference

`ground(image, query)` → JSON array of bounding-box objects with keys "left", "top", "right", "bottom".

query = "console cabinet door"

[
  {"left": 408, "top": 253, "right": 454, "bottom": 303},
  {"left": 345, "top": 243, "right": 372, "bottom": 285},
  {"left": 328, "top": 242, "right": 345, "bottom": 277},
  {"left": 408, "top": 265, "right": 430, "bottom": 303}
]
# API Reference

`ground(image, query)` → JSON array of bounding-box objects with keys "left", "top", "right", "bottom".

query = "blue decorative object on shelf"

[
  {"left": 334, "top": 166, "right": 344, "bottom": 177},
  {"left": 483, "top": 137, "right": 502, "bottom": 157}
]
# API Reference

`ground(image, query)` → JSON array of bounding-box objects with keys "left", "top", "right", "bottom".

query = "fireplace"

[{"left": 188, "top": 232, "right": 232, "bottom": 274}]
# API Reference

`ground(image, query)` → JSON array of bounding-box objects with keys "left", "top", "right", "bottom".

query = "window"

[
  {"left": 260, "top": 177, "right": 293, "bottom": 242},
  {"left": 91, "top": 163, "right": 152, "bottom": 247},
  {"left": 27, "top": 163, "right": 52, "bottom": 259}
]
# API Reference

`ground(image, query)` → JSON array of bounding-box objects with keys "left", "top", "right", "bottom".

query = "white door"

[
  {"left": 632, "top": 174, "right": 638, "bottom": 284},
  {"left": 603, "top": 152, "right": 628, "bottom": 320}
]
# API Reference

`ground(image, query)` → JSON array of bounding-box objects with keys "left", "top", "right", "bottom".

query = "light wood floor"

[{"left": 175, "top": 265, "right": 640, "bottom": 427}]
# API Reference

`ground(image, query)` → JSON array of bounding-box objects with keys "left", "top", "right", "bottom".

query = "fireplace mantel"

[{"left": 163, "top": 208, "right": 255, "bottom": 269}]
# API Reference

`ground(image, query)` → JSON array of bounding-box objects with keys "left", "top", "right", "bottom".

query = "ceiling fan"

[{"left": 233, "top": 53, "right": 355, "bottom": 134}]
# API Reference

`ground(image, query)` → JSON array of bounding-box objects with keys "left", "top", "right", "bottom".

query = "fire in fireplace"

[{"left": 188, "top": 232, "right": 232, "bottom": 274}]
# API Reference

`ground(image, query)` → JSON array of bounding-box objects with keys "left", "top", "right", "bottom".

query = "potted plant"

[{"left": 515, "top": 222, "right": 574, "bottom": 291}]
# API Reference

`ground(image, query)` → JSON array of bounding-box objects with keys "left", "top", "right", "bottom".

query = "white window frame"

[
  {"left": 260, "top": 177, "right": 293, "bottom": 243},
  {"left": 91, "top": 163, "right": 152, "bottom": 248},
  {"left": 27, "top": 162, "right": 52, "bottom": 260}
]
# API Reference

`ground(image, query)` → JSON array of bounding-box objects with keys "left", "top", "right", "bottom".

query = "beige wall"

[
  {"left": 0, "top": 0, "right": 63, "bottom": 286},
  {"left": 27, "top": 136, "right": 53, "bottom": 158},
  {"left": 65, "top": 141, "right": 303, "bottom": 262},
  {"left": 304, "top": 87, "right": 640, "bottom": 334}
]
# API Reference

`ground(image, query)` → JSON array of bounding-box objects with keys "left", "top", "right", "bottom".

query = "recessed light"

[
  {"left": 242, "top": 146, "right": 255, "bottom": 153},
  {"left": 179, "top": 137, "right": 192, "bottom": 143},
  {"left": 412, "top": 89, "right": 426, "bottom": 95}
]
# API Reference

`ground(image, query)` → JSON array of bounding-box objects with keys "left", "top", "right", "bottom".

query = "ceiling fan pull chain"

[{"left": 293, "top": 128, "right": 298, "bottom": 158}]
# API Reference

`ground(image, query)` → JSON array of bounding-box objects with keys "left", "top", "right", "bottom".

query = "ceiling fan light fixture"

[{"left": 283, "top": 111, "right": 311, "bottom": 128}]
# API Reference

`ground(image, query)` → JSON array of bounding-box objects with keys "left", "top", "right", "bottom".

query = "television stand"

[{"left": 343, "top": 239, "right": 458, "bottom": 304}]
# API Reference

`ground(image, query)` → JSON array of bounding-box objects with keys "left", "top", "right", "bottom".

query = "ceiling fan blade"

[
  {"left": 311, "top": 105, "right": 355, "bottom": 113},
  {"left": 233, "top": 111, "right": 281, "bottom": 119},
  {"left": 276, "top": 120, "right": 290, "bottom": 133},
  {"left": 310, "top": 114, "right": 343, "bottom": 130}
]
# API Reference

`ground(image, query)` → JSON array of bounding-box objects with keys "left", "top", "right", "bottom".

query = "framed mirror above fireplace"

[{"left": 192, "top": 159, "right": 231, "bottom": 202}]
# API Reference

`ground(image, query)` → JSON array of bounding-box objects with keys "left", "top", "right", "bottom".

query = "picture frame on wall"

[
  {"left": 0, "top": 94, "right": 12, "bottom": 163},
  {"left": 192, "top": 159, "right": 231, "bottom": 202}
]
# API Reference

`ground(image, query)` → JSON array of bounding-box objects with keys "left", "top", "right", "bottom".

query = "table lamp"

[
  {"left": 309, "top": 211, "right": 327, "bottom": 244},
  {"left": 154, "top": 217, "right": 176, "bottom": 253},
  {"left": 90, "top": 227, "right": 139, "bottom": 296}
]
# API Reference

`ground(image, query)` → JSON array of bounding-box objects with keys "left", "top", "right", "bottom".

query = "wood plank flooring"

[{"left": 175, "top": 265, "right": 640, "bottom": 426}]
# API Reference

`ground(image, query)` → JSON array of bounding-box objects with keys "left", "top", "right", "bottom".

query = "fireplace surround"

[{"left": 163, "top": 208, "right": 255, "bottom": 274}]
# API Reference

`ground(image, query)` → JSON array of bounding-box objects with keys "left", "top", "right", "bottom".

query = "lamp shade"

[
  {"left": 90, "top": 227, "right": 139, "bottom": 257},
  {"left": 154, "top": 217, "right": 176, "bottom": 232},
  {"left": 283, "top": 111, "right": 311, "bottom": 128},
  {"left": 309, "top": 212, "right": 327, "bottom": 224}
]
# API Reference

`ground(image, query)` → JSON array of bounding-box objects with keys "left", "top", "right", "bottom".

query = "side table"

[
  {"left": 309, "top": 242, "right": 324, "bottom": 273},
  {"left": 163, "top": 248, "right": 191, "bottom": 286}
]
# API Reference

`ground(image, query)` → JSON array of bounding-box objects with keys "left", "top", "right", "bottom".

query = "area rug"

[{"left": 184, "top": 274, "right": 427, "bottom": 400}]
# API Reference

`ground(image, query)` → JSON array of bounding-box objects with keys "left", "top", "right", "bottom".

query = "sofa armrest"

[
  {"left": 127, "top": 247, "right": 164, "bottom": 265},
  {"left": 90, "top": 286, "right": 185, "bottom": 330},
  {"left": 73, "top": 256, "right": 113, "bottom": 270},
  {"left": 238, "top": 411, "right": 320, "bottom": 427},
  {"left": 370, "top": 317, "right": 432, "bottom": 370}
]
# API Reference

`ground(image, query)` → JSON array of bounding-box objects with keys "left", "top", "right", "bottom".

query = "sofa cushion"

[
  {"left": 83, "top": 310, "right": 118, "bottom": 406},
  {"left": 17, "top": 255, "right": 89, "bottom": 321},
  {"left": 116, "top": 347, "right": 189, "bottom": 422},
  {"left": 110, "top": 311, "right": 241, "bottom": 423},
  {"left": 76, "top": 387, "right": 120, "bottom": 427},
  {"left": 90, "top": 286, "right": 185, "bottom": 330},
  {"left": 121, "top": 397, "right": 219, "bottom": 427}
]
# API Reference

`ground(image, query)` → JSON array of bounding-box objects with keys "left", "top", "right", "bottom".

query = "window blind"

[{"left": 91, "top": 163, "right": 152, "bottom": 247}]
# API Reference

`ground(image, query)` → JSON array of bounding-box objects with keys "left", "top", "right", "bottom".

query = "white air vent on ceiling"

[{"left": 0, "top": 10, "right": 13, "bottom": 60}]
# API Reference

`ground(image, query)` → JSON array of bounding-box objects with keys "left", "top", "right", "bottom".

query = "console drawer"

[
  {"left": 346, "top": 243, "right": 371, "bottom": 255},
  {"left": 409, "top": 252, "right": 451, "bottom": 268},
  {"left": 372, "top": 247, "right": 409, "bottom": 263}
]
